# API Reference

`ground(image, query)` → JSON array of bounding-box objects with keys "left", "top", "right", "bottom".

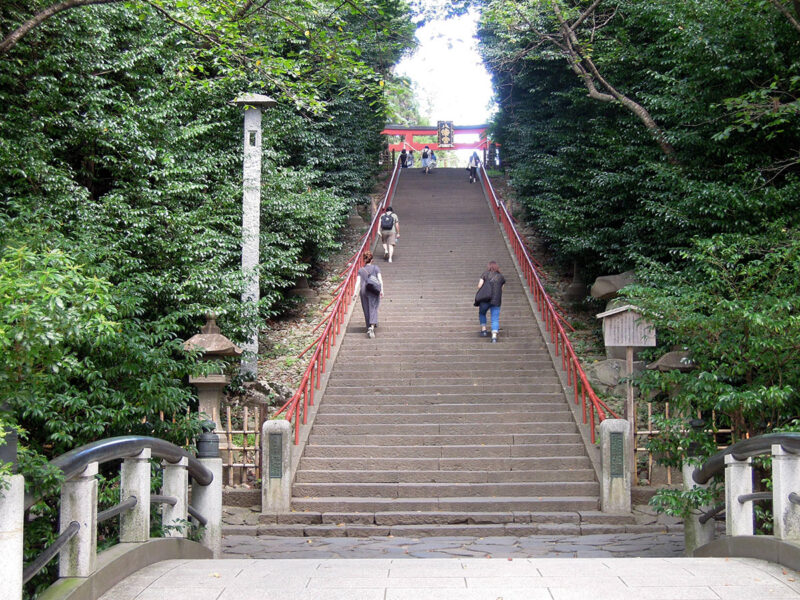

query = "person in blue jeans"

[{"left": 476, "top": 261, "right": 506, "bottom": 343}]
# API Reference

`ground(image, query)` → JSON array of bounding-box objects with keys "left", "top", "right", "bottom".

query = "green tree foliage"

[
  {"left": 0, "top": 1, "right": 413, "bottom": 592},
  {"left": 477, "top": 0, "right": 800, "bottom": 514}
]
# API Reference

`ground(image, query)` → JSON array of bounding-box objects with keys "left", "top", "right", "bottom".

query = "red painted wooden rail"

[
  {"left": 478, "top": 163, "right": 618, "bottom": 442},
  {"left": 273, "top": 160, "right": 402, "bottom": 443}
]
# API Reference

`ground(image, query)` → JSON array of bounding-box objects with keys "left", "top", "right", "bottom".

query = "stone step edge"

[
  {"left": 222, "top": 522, "right": 681, "bottom": 538},
  {"left": 257, "top": 510, "right": 634, "bottom": 526}
]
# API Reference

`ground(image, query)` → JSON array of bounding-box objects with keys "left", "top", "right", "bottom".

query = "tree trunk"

[
  {"left": 551, "top": 1, "right": 679, "bottom": 164},
  {"left": 0, "top": 0, "right": 120, "bottom": 56}
]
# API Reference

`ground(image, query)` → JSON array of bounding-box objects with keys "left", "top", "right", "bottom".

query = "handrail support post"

[
  {"left": 193, "top": 456, "right": 223, "bottom": 557},
  {"left": 725, "top": 454, "right": 754, "bottom": 536},
  {"left": 59, "top": 462, "right": 98, "bottom": 578},
  {"left": 120, "top": 448, "right": 151, "bottom": 543},
  {"left": 772, "top": 444, "right": 800, "bottom": 540},
  {"left": 162, "top": 457, "right": 189, "bottom": 537},
  {"left": 0, "top": 473, "right": 24, "bottom": 599},
  {"left": 682, "top": 461, "right": 716, "bottom": 555}
]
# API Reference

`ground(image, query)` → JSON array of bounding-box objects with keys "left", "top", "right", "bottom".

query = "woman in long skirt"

[{"left": 356, "top": 250, "right": 383, "bottom": 338}]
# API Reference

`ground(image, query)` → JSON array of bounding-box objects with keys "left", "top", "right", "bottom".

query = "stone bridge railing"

[
  {"left": 686, "top": 432, "right": 800, "bottom": 569},
  {"left": 0, "top": 432, "right": 222, "bottom": 600}
]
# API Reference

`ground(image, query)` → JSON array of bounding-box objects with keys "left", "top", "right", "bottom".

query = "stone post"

[
  {"left": 194, "top": 425, "right": 222, "bottom": 557},
  {"left": 599, "top": 419, "right": 631, "bottom": 513},
  {"left": 772, "top": 444, "right": 800, "bottom": 540},
  {"left": 0, "top": 474, "right": 24, "bottom": 599},
  {"left": 59, "top": 462, "right": 98, "bottom": 578},
  {"left": 234, "top": 93, "right": 277, "bottom": 377},
  {"left": 162, "top": 457, "right": 188, "bottom": 537},
  {"left": 682, "top": 462, "right": 716, "bottom": 554},
  {"left": 261, "top": 419, "right": 292, "bottom": 513},
  {"left": 120, "top": 448, "right": 151, "bottom": 543},
  {"left": 725, "top": 454, "right": 754, "bottom": 536}
]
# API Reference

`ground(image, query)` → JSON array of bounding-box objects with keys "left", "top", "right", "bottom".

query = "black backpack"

[
  {"left": 380, "top": 212, "right": 394, "bottom": 230},
  {"left": 422, "top": 149, "right": 429, "bottom": 158}
]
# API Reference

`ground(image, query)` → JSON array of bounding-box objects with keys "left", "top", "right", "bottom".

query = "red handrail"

[
  {"left": 478, "top": 164, "right": 618, "bottom": 442},
  {"left": 273, "top": 160, "right": 403, "bottom": 443}
]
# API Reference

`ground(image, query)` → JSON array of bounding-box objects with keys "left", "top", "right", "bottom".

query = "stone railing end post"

[
  {"left": 599, "top": 418, "right": 631, "bottom": 513},
  {"left": 261, "top": 419, "right": 292, "bottom": 513}
]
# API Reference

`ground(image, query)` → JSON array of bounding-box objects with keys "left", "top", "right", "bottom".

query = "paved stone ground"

[
  {"left": 100, "top": 556, "right": 800, "bottom": 600},
  {"left": 221, "top": 504, "right": 686, "bottom": 559},
  {"left": 222, "top": 531, "right": 685, "bottom": 559}
]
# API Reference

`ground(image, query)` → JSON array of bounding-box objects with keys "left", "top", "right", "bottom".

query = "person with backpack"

[
  {"left": 474, "top": 261, "right": 506, "bottom": 343},
  {"left": 421, "top": 145, "right": 432, "bottom": 174},
  {"left": 467, "top": 152, "right": 481, "bottom": 183},
  {"left": 399, "top": 148, "right": 408, "bottom": 168},
  {"left": 355, "top": 250, "right": 383, "bottom": 338},
  {"left": 379, "top": 205, "right": 399, "bottom": 263}
]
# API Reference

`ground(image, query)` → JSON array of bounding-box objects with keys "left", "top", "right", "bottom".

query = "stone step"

[
  {"left": 308, "top": 423, "right": 578, "bottom": 435},
  {"left": 293, "top": 481, "right": 599, "bottom": 499},
  {"left": 312, "top": 411, "right": 575, "bottom": 425},
  {"left": 302, "top": 443, "right": 588, "bottom": 458},
  {"left": 329, "top": 363, "right": 557, "bottom": 376},
  {"left": 316, "top": 403, "right": 571, "bottom": 414},
  {"left": 227, "top": 520, "right": 670, "bottom": 538},
  {"left": 322, "top": 383, "right": 563, "bottom": 395},
  {"left": 324, "top": 376, "right": 561, "bottom": 388},
  {"left": 307, "top": 433, "right": 581, "bottom": 446},
  {"left": 317, "top": 393, "right": 567, "bottom": 404},
  {"left": 289, "top": 496, "right": 601, "bottom": 513},
  {"left": 337, "top": 351, "right": 552, "bottom": 361},
  {"left": 294, "top": 469, "right": 596, "bottom": 484},
  {"left": 257, "top": 510, "right": 633, "bottom": 527},
  {"left": 297, "top": 456, "right": 593, "bottom": 472}
]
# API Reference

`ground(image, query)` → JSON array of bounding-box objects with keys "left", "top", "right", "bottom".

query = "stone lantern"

[{"left": 184, "top": 314, "right": 242, "bottom": 424}]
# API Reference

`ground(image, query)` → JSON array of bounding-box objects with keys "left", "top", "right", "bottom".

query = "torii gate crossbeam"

[{"left": 380, "top": 124, "right": 494, "bottom": 152}]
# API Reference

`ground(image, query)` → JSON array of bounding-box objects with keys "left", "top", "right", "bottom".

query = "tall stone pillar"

[{"left": 234, "top": 94, "right": 277, "bottom": 376}]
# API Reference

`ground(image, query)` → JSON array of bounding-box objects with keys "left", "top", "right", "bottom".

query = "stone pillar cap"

[
  {"left": 233, "top": 93, "right": 277, "bottom": 108},
  {"left": 184, "top": 314, "right": 243, "bottom": 357}
]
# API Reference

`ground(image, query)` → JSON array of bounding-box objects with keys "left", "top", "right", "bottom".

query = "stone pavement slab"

[
  {"left": 222, "top": 532, "right": 686, "bottom": 559},
  {"left": 99, "top": 556, "right": 800, "bottom": 600}
]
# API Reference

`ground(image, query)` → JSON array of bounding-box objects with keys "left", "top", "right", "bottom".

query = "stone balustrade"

[
  {"left": 0, "top": 434, "right": 222, "bottom": 600},
  {"left": 685, "top": 433, "right": 800, "bottom": 567}
]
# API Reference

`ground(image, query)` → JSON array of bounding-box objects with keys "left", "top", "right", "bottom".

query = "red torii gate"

[{"left": 380, "top": 124, "right": 493, "bottom": 153}]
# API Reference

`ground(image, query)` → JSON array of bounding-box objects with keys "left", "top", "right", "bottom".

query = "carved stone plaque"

[
  {"left": 610, "top": 432, "right": 624, "bottom": 478},
  {"left": 268, "top": 433, "right": 282, "bottom": 479}
]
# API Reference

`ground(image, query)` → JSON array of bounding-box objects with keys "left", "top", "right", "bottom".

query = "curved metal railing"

[
  {"left": 24, "top": 435, "right": 212, "bottom": 510},
  {"left": 275, "top": 159, "right": 402, "bottom": 443},
  {"left": 20, "top": 435, "right": 216, "bottom": 586},
  {"left": 692, "top": 432, "right": 800, "bottom": 485},
  {"left": 690, "top": 433, "right": 800, "bottom": 537},
  {"left": 478, "top": 163, "right": 617, "bottom": 442}
]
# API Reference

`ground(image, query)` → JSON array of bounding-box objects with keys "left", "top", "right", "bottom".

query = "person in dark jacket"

[
  {"left": 356, "top": 250, "right": 383, "bottom": 338},
  {"left": 476, "top": 261, "right": 506, "bottom": 343}
]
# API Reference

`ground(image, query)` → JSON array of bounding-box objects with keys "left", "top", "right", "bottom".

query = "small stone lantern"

[{"left": 184, "top": 314, "right": 242, "bottom": 425}]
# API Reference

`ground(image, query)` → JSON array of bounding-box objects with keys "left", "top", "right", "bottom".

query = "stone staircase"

[{"left": 254, "top": 168, "right": 648, "bottom": 536}]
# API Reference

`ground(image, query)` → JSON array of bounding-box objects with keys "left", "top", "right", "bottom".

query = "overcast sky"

[{"left": 395, "top": 11, "right": 496, "bottom": 127}]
